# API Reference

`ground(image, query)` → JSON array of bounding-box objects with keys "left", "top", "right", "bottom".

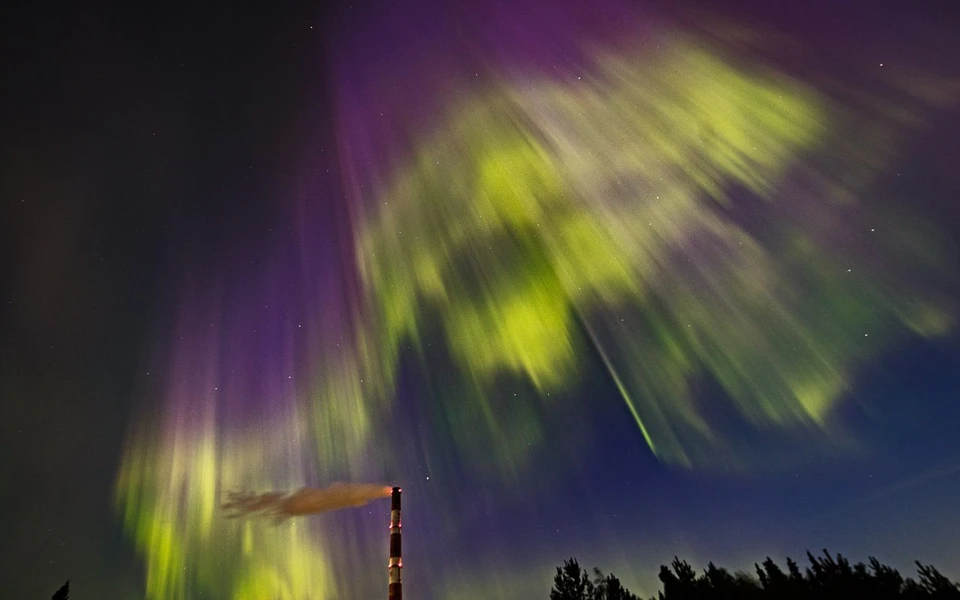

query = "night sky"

[{"left": 2, "top": 1, "right": 960, "bottom": 599}]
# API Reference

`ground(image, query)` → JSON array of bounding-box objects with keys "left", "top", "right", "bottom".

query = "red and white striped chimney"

[{"left": 388, "top": 486, "right": 402, "bottom": 600}]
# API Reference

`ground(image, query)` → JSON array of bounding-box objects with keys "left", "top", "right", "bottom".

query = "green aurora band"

[
  {"left": 358, "top": 35, "right": 955, "bottom": 468},
  {"left": 115, "top": 33, "right": 957, "bottom": 599}
]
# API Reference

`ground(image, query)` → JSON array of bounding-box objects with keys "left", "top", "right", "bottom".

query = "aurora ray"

[
  {"left": 351, "top": 32, "right": 955, "bottom": 468},
  {"left": 113, "top": 2, "right": 959, "bottom": 598}
]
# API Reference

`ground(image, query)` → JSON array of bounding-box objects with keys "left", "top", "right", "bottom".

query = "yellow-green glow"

[
  {"left": 115, "top": 29, "right": 957, "bottom": 600},
  {"left": 357, "top": 34, "right": 954, "bottom": 468},
  {"left": 116, "top": 414, "right": 339, "bottom": 600}
]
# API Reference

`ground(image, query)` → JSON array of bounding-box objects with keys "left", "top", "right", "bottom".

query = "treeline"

[{"left": 551, "top": 551, "right": 960, "bottom": 600}]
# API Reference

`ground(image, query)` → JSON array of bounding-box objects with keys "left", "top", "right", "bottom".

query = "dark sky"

[
  {"left": 0, "top": 1, "right": 337, "bottom": 596},
  {"left": 2, "top": 0, "right": 960, "bottom": 599}
]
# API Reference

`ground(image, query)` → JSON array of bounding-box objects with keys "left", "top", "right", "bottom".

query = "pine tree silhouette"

[
  {"left": 553, "top": 551, "right": 960, "bottom": 599},
  {"left": 551, "top": 559, "right": 595, "bottom": 600},
  {"left": 593, "top": 568, "right": 640, "bottom": 600}
]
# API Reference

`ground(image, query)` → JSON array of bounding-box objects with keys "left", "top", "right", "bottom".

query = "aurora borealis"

[{"left": 2, "top": 0, "right": 960, "bottom": 598}]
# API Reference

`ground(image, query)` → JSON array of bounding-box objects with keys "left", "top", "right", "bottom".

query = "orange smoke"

[{"left": 223, "top": 483, "right": 393, "bottom": 520}]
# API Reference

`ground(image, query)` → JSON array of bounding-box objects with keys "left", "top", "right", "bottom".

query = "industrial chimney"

[{"left": 388, "top": 487, "right": 402, "bottom": 600}]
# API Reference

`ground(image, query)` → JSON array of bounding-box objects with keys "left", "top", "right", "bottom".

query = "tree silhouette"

[
  {"left": 908, "top": 562, "right": 960, "bottom": 599},
  {"left": 593, "top": 568, "right": 640, "bottom": 600},
  {"left": 551, "top": 558, "right": 639, "bottom": 600},
  {"left": 51, "top": 580, "right": 69, "bottom": 600},
  {"left": 553, "top": 551, "right": 960, "bottom": 599},
  {"left": 552, "top": 558, "right": 595, "bottom": 600}
]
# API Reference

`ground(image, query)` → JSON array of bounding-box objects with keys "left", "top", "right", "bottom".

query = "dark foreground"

[{"left": 552, "top": 550, "right": 960, "bottom": 600}]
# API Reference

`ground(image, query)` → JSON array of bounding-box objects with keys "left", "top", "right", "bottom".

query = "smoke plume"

[{"left": 223, "top": 483, "right": 392, "bottom": 520}]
